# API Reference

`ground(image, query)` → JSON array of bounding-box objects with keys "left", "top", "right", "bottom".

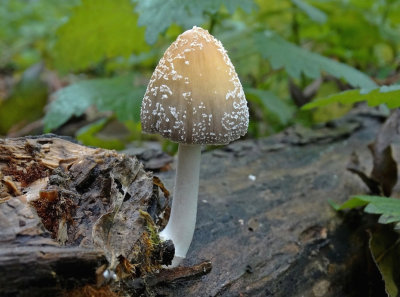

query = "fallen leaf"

[
  {"left": 347, "top": 151, "right": 381, "bottom": 195},
  {"left": 369, "top": 109, "right": 400, "bottom": 196},
  {"left": 368, "top": 226, "right": 400, "bottom": 297}
]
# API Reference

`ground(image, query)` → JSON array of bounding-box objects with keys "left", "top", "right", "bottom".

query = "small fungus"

[{"left": 141, "top": 26, "right": 249, "bottom": 266}]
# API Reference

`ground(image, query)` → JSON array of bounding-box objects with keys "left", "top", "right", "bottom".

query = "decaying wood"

[
  {"left": 120, "top": 260, "right": 212, "bottom": 296},
  {"left": 0, "top": 110, "right": 395, "bottom": 297},
  {"left": 0, "top": 134, "right": 176, "bottom": 296},
  {"left": 153, "top": 111, "right": 391, "bottom": 297}
]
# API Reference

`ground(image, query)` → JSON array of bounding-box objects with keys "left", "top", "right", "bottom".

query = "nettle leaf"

[
  {"left": 136, "top": 0, "right": 200, "bottom": 45},
  {"left": 254, "top": 31, "right": 377, "bottom": 89},
  {"left": 303, "top": 85, "right": 400, "bottom": 110},
  {"left": 53, "top": 0, "right": 148, "bottom": 72},
  {"left": 245, "top": 88, "right": 295, "bottom": 125},
  {"left": 223, "top": 0, "right": 254, "bottom": 14},
  {"left": 332, "top": 195, "right": 400, "bottom": 229},
  {"left": 292, "top": 0, "right": 327, "bottom": 24},
  {"left": 135, "top": 0, "right": 255, "bottom": 44},
  {"left": 44, "top": 75, "right": 145, "bottom": 131}
]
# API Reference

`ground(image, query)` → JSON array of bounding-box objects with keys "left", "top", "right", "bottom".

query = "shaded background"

[{"left": 0, "top": 0, "right": 399, "bottom": 152}]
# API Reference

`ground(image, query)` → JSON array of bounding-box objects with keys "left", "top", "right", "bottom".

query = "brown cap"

[{"left": 141, "top": 26, "right": 249, "bottom": 145}]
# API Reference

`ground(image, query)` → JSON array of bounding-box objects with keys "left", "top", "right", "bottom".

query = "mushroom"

[{"left": 141, "top": 26, "right": 249, "bottom": 265}]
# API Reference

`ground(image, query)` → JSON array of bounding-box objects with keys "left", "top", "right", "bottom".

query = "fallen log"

[
  {"left": 154, "top": 111, "right": 389, "bottom": 297},
  {"left": 0, "top": 135, "right": 175, "bottom": 296},
  {"left": 0, "top": 110, "right": 392, "bottom": 296}
]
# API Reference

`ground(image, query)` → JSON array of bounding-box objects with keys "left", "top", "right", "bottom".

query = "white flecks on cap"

[{"left": 141, "top": 26, "right": 249, "bottom": 145}]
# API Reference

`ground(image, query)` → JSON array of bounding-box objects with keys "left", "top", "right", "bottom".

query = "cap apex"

[{"left": 140, "top": 26, "right": 249, "bottom": 145}]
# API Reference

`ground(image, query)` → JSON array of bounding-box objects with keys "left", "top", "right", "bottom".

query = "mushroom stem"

[{"left": 159, "top": 143, "right": 201, "bottom": 266}]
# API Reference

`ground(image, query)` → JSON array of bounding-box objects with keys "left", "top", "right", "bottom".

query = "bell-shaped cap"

[{"left": 141, "top": 26, "right": 249, "bottom": 145}]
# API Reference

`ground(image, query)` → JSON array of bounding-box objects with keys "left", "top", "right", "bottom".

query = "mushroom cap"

[{"left": 140, "top": 26, "right": 249, "bottom": 145}]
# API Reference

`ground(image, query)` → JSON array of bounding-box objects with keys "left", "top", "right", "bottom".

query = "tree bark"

[
  {"left": 154, "top": 111, "right": 388, "bottom": 297},
  {"left": 0, "top": 134, "right": 172, "bottom": 296}
]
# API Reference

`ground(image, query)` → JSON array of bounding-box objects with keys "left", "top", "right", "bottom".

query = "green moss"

[{"left": 139, "top": 209, "right": 161, "bottom": 246}]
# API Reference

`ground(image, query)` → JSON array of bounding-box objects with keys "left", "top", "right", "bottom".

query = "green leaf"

[
  {"left": 44, "top": 75, "right": 145, "bottom": 131},
  {"left": 0, "top": 63, "right": 47, "bottom": 134},
  {"left": 0, "top": 0, "right": 79, "bottom": 69},
  {"left": 136, "top": 0, "right": 200, "bottom": 45},
  {"left": 253, "top": 30, "right": 377, "bottom": 89},
  {"left": 292, "top": 0, "right": 327, "bottom": 24},
  {"left": 217, "top": 21, "right": 261, "bottom": 78},
  {"left": 245, "top": 88, "right": 295, "bottom": 125},
  {"left": 338, "top": 195, "right": 400, "bottom": 296},
  {"left": 76, "top": 118, "right": 125, "bottom": 150},
  {"left": 53, "top": 0, "right": 148, "bottom": 72},
  {"left": 369, "top": 228, "right": 400, "bottom": 297},
  {"left": 135, "top": 0, "right": 255, "bottom": 44},
  {"left": 334, "top": 195, "right": 400, "bottom": 226},
  {"left": 302, "top": 85, "right": 400, "bottom": 110},
  {"left": 223, "top": 0, "right": 255, "bottom": 14}
]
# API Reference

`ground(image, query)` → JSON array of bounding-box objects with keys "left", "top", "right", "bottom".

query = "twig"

[{"left": 145, "top": 260, "right": 212, "bottom": 286}]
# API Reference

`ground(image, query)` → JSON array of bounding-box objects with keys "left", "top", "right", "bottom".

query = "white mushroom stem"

[{"left": 159, "top": 144, "right": 201, "bottom": 266}]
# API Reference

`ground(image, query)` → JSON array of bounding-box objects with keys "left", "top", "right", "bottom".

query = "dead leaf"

[
  {"left": 153, "top": 176, "right": 170, "bottom": 199},
  {"left": 347, "top": 109, "right": 400, "bottom": 196},
  {"left": 347, "top": 151, "right": 381, "bottom": 195},
  {"left": 369, "top": 109, "right": 400, "bottom": 196},
  {"left": 368, "top": 226, "right": 400, "bottom": 297}
]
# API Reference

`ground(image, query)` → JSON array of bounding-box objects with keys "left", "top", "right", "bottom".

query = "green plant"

[
  {"left": 1, "top": 0, "right": 399, "bottom": 148},
  {"left": 2, "top": 1, "right": 400, "bottom": 294},
  {"left": 303, "top": 85, "right": 400, "bottom": 110},
  {"left": 329, "top": 108, "right": 400, "bottom": 296},
  {"left": 332, "top": 195, "right": 400, "bottom": 297}
]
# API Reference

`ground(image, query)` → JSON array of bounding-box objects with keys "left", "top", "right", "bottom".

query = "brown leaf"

[
  {"left": 369, "top": 109, "right": 400, "bottom": 196},
  {"left": 368, "top": 226, "right": 400, "bottom": 297},
  {"left": 369, "top": 144, "right": 397, "bottom": 196},
  {"left": 347, "top": 110, "right": 400, "bottom": 196},
  {"left": 347, "top": 151, "right": 381, "bottom": 195},
  {"left": 153, "top": 176, "right": 170, "bottom": 199}
]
